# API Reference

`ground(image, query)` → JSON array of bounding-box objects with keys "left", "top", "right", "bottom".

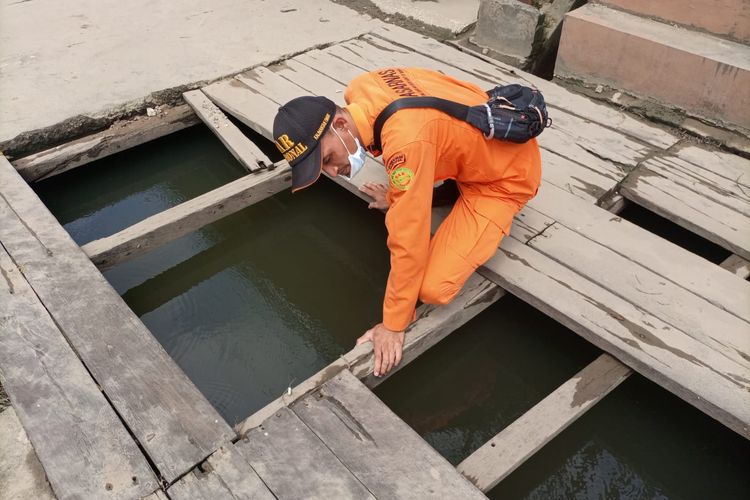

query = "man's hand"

[
  {"left": 356, "top": 323, "right": 404, "bottom": 377},
  {"left": 359, "top": 182, "right": 390, "bottom": 210}
]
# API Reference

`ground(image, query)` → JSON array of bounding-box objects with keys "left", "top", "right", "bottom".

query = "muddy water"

[{"left": 35, "top": 126, "right": 749, "bottom": 497}]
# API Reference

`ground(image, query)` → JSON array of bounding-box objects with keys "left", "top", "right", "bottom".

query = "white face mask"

[{"left": 333, "top": 127, "right": 367, "bottom": 180}]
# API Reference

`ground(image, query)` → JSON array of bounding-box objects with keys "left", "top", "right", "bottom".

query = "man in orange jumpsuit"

[{"left": 273, "top": 67, "right": 541, "bottom": 378}]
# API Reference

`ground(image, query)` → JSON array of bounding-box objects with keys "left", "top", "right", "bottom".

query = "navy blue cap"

[{"left": 273, "top": 96, "right": 337, "bottom": 192}]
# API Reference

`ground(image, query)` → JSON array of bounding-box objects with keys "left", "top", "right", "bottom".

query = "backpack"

[{"left": 372, "top": 84, "right": 551, "bottom": 152}]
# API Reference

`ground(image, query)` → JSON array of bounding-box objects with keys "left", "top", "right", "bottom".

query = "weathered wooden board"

[
  {"left": 457, "top": 354, "right": 632, "bottom": 492},
  {"left": 0, "top": 244, "right": 158, "bottom": 499},
  {"left": 183, "top": 90, "right": 270, "bottom": 172},
  {"left": 538, "top": 147, "right": 617, "bottom": 203},
  {"left": 167, "top": 469, "right": 234, "bottom": 500},
  {"left": 237, "top": 407, "right": 374, "bottom": 499},
  {"left": 204, "top": 445, "right": 275, "bottom": 499},
  {"left": 82, "top": 163, "right": 292, "bottom": 270},
  {"left": 275, "top": 59, "right": 348, "bottom": 102},
  {"left": 141, "top": 491, "right": 170, "bottom": 500},
  {"left": 0, "top": 408, "right": 56, "bottom": 500},
  {"left": 644, "top": 156, "right": 750, "bottom": 216},
  {"left": 202, "top": 78, "right": 277, "bottom": 138},
  {"left": 722, "top": 254, "right": 750, "bottom": 279},
  {"left": 12, "top": 104, "right": 199, "bottom": 182},
  {"left": 168, "top": 445, "right": 274, "bottom": 500},
  {"left": 481, "top": 237, "right": 750, "bottom": 439},
  {"left": 621, "top": 167, "right": 750, "bottom": 260},
  {"left": 676, "top": 145, "right": 750, "bottom": 189},
  {"left": 529, "top": 181, "right": 750, "bottom": 323},
  {"left": 529, "top": 223, "right": 750, "bottom": 369},
  {"left": 371, "top": 22, "right": 679, "bottom": 149},
  {"left": 293, "top": 370, "right": 485, "bottom": 499},
  {"left": 0, "top": 156, "right": 235, "bottom": 482},
  {"left": 296, "top": 47, "right": 369, "bottom": 86}
]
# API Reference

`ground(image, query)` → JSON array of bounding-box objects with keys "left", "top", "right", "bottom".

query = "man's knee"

[{"left": 418, "top": 277, "right": 461, "bottom": 306}]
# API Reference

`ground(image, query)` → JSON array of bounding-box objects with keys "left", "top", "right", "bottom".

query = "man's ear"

[{"left": 331, "top": 113, "right": 348, "bottom": 132}]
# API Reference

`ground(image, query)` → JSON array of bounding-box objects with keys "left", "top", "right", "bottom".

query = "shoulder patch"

[
  {"left": 386, "top": 153, "right": 406, "bottom": 171},
  {"left": 390, "top": 167, "right": 415, "bottom": 191}
]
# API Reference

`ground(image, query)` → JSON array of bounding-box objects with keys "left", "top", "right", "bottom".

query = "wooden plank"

[
  {"left": 0, "top": 245, "right": 158, "bottom": 499},
  {"left": 141, "top": 491, "right": 169, "bottom": 500},
  {"left": 621, "top": 167, "right": 750, "bottom": 259},
  {"left": 82, "top": 162, "right": 292, "bottom": 270},
  {"left": 0, "top": 156, "right": 235, "bottom": 482},
  {"left": 539, "top": 147, "right": 618, "bottom": 203},
  {"left": 0, "top": 408, "right": 55, "bottom": 500},
  {"left": 528, "top": 223, "right": 750, "bottom": 370},
  {"left": 273, "top": 59, "right": 348, "bottom": 106},
  {"left": 204, "top": 445, "right": 275, "bottom": 499},
  {"left": 457, "top": 354, "right": 632, "bottom": 492},
  {"left": 12, "top": 103, "right": 199, "bottom": 182},
  {"left": 529, "top": 181, "right": 750, "bottom": 323},
  {"left": 183, "top": 89, "right": 269, "bottom": 172},
  {"left": 644, "top": 156, "right": 750, "bottom": 216},
  {"left": 722, "top": 254, "right": 750, "bottom": 279},
  {"left": 168, "top": 445, "right": 274, "bottom": 500},
  {"left": 293, "top": 370, "right": 485, "bottom": 499},
  {"left": 295, "top": 48, "right": 368, "bottom": 86},
  {"left": 202, "top": 78, "right": 277, "bottom": 139},
  {"left": 167, "top": 469, "right": 234, "bottom": 500},
  {"left": 237, "top": 407, "right": 374, "bottom": 499},
  {"left": 371, "top": 21, "right": 679, "bottom": 149},
  {"left": 236, "top": 66, "right": 310, "bottom": 106},
  {"left": 676, "top": 144, "right": 750, "bottom": 189},
  {"left": 480, "top": 237, "right": 750, "bottom": 439}
]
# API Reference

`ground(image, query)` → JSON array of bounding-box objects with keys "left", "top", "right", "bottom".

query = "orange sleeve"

[{"left": 382, "top": 140, "right": 437, "bottom": 331}]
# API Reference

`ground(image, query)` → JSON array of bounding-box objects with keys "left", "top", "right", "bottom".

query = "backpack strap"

[{"left": 372, "top": 97, "right": 471, "bottom": 153}]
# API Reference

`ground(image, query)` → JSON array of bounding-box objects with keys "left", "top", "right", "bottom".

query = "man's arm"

[{"left": 358, "top": 139, "right": 438, "bottom": 377}]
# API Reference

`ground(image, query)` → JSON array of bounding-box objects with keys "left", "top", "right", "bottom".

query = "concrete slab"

[
  {"left": 0, "top": 408, "right": 55, "bottom": 500},
  {"left": 370, "top": 0, "right": 479, "bottom": 34},
  {"left": 557, "top": 3, "right": 750, "bottom": 129},
  {"left": 598, "top": 0, "right": 750, "bottom": 42},
  {"left": 0, "top": 0, "right": 376, "bottom": 146}
]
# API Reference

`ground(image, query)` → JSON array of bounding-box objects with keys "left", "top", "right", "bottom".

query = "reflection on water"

[
  {"left": 490, "top": 375, "right": 750, "bottom": 500},
  {"left": 35, "top": 126, "right": 749, "bottom": 495}
]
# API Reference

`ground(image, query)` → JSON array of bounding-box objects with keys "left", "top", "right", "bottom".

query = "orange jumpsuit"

[{"left": 344, "top": 68, "right": 542, "bottom": 331}]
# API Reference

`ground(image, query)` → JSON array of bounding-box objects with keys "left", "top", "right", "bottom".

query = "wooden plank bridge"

[{"left": 1, "top": 21, "right": 748, "bottom": 499}]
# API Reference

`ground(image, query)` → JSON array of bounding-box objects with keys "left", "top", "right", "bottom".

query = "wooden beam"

[
  {"left": 0, "top": 243, "right": 158, "bottom": 499},
  {"left": 0, "top": 156, "right": 235, "bottom": 482},
  {"left": 721, "top": 254, "right": 750, "bottom": 279},
  {"left": 82, "top": 162, "right": 291, "bottom": 270},
  {"left": 12, "top": 104, "right": 199, "bottom": 182},
  {"left": 182, "top": 89, "right": 270, "bottom": 172},
  {"left": 456, "top": 354, "right": 632, "bottom": 492}
]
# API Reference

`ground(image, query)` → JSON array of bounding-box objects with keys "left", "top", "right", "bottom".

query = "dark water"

[{"left": 35, "top": 126, "right": 749, "bottom": 496}]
